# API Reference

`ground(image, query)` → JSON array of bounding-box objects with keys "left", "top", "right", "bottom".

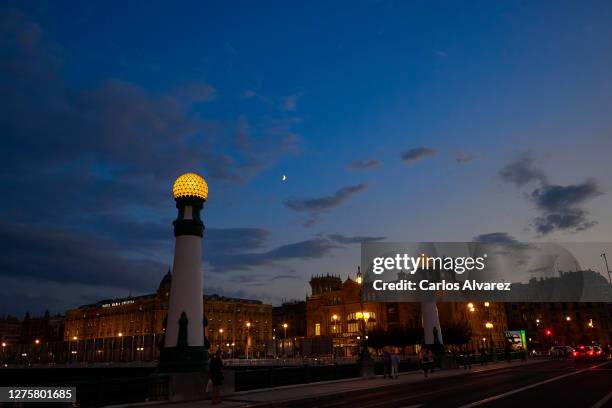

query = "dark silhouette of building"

[{"left": 272, "top": 300, "right": 306, "bottom": 338}]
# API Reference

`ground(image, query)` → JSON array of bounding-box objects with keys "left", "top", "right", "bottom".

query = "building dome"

[{"left": 172, "top": 172, "right": 208, "bottom": 200}]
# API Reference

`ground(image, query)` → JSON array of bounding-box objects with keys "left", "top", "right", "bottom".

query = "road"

[{"left": 251, "top": 360, "right": 612, "bottom": 408}]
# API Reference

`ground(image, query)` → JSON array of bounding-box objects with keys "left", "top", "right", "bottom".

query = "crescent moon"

[{"left": 282, "top": 175, "right": 287, "bottom": 181}]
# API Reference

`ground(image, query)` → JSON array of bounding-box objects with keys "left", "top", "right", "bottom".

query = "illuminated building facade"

[
  {"left": 438, "top": 301, "right": 508, "bottom": 351},
  {"left": 306, "top": 272, "right": 509, "bottom": 355},
  {"left": 306, "top": 273, "right": 422, "bottom": 356},
  {"left": 63, "top": 271, "right": 272, "bottom": 360}
]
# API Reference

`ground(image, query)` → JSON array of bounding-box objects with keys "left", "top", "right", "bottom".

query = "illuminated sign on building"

[{"left": 101, "top": 300, "right": 135, "bottom": 308}]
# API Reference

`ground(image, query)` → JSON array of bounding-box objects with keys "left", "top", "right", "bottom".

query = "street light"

[
  {"left": 34, "top": 339, "right": 40, "bottom": 345},
  {"left": 485, "top": 322, "right": 495, "bottom": 360},
  {"left": 282, "top": 323, "right": 288, "bottom": 356},
  {"left": 246, "top": 322, "right": 251, "bottom": 359},
  {"left": 484, "top": 302, "right": 490, "bottom": 307},
  {"left": 118, "top": 333, "right": 124, "bottom": 361},
  {"left": 566, "top": 316, "right": 571, "bottom": 322}
]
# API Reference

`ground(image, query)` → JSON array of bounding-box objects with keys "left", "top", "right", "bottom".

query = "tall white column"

[
  {"left": 421, "top": 301, "right": 443, "bottom": 345},
  {"left": 165, "top": 228, "right": 203, "bottom": 347}
]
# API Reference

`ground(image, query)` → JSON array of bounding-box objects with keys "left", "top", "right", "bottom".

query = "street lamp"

[
  {"left": 566, "top": 316, "right": 571, "bottom": 321},
  {"left": 118, "top": 333, "right": 124, "bottom": 362},
  {"left": 282, "top": 323, "right": 288, "bottom": 356},
  {"left": 485, "top": 322, "right": 495, "bottom": 361},
  {"left": 332, "top": 314, "right": 338, "bottom": 334},
  {"left": 246, "top": 322, "right": 251, "bottom": 359}
]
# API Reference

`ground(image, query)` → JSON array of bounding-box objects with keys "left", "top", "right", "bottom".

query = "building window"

[{"left": 315, "top": 323, "right": 321, "bottom": 336}]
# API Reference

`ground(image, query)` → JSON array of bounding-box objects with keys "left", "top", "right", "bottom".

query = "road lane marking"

[
  {"left": 458, "top": 361, "right": 612, "bottom": 408},
  {"left": 591, "top": 389, "right": 612, "bottom": 408}
]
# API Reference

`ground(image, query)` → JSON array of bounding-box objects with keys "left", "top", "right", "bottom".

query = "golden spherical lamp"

[{"left": 172, "top": 172, "right": 209, "bottom": 201}]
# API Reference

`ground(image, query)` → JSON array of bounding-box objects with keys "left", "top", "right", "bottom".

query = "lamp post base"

[
  {"left": 159, "top": 346, "right": 208, "bottom": 372},
  {"left": 359, "top": 355, "right": 375, "bottom": 378}
]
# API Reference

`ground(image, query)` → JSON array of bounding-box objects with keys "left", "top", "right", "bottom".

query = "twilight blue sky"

[{"left": 1, "top": 1, "right": 611, "bottom": 316}]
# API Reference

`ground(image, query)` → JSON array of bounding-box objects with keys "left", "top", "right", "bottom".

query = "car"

[
  {"left": 592, "top": 346, "right": 607, "bottom": 361},
  {"left": 571, "top": 345, "right": 598, "bottom": 362},
  {"left": 549, "top": 345, "right": 574, "bottom": 359}
]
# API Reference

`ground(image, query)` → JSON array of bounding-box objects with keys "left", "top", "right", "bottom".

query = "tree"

[
  {"left": 367, "top": 328, "right": 387, "bottom": 353},
  {"left": 442, "top": 321, "right": 472, "bottom": 346}
]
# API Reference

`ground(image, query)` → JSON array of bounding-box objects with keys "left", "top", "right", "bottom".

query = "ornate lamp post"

[{"left": 160, "top": 172, "right": 209, "bottom": 372}]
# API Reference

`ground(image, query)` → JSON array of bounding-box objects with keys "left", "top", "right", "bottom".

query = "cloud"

[
  {"left": 243, "top": 89, "right": 257, "bottom": 98},
  {"left": 499, "top": 155, "right": 603, "bottom": 235},
  {"left": 401, "top": 147, "right": 437, "bottom": 165},
  {"left": 455, "top": 152, "right": 475, "bottom": 164},
  {"left": 281, "top": 93, "right": 301, "bottom": 111},
  {"left": 530, "top": 180, "right": 602, "bottom": 234},
  {"left": 208, "top": 238, "right": 339, "bottom": 272},
  {"left": 327, "top": 234, "right": 386, "bottom": 244},
  {"left": 269, "top": 274, "right": 301, "bottom": 281},
  {"left": 499, "top": 155, "right": 547, "bottom": 187},
  {"left": 348, "top": 159, "right": 380, "bottom": 170},
  {"left": 170, "top": 82, "right": 216, "bottom": 103},
  {"left": 284, "top": 184, "right": 367, "bottom": 226},
  {"left": 472, "top": 232, "right": 519, "bottom": 244},
  {"left": 0, "top": 222, "right": 166, "bottom": 291},
  {"left": 204, "top": 228, "right": 270, "bottom": 254}
]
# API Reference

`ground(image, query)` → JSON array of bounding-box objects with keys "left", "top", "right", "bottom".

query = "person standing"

[
  {"left": 382, "top": 350, "right": 391, "bottom": 379},
  {"left": 391, "top": 353, "right": 400, "bottom": 379},
  {"left": 209, "top": 350, "right": 224, "bottom": 405},
  {"left": 419, "top": 347, "right": 431, "bottom": 378}
]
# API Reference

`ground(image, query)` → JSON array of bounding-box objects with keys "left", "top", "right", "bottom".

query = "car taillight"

[
  {"left": 572, "top": 352, "right": 578, "bottom": 357},
  {"left": 588, "top": 351, "right": 594, "bottom": 355}
]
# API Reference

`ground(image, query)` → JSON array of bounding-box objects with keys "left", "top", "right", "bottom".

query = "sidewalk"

[{"left": 110, "top": 358, "right": 547, "bottom": 408}]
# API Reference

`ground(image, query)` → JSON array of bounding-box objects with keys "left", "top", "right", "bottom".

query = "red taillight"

[
  {"left": 572, "top": 351, "right": 579, "bottom": 357},
  {"left": 588, "top": 351, "right": 594, "bottom": 356},
  {"left": 579, "top": 345, "right": 585, "bottom": 349}
]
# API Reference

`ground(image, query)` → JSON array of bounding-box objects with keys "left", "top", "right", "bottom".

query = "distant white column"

[{"left": 421, "top": 301, "right": 443, "bottom": 345}]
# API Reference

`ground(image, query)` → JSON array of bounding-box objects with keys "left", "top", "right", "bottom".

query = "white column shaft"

[
  {"left": 421, "top": 301, "right": 443, "bottom": 345},
  {"left": 165, "top": 235, "right": 203, "bottom": 347}
]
